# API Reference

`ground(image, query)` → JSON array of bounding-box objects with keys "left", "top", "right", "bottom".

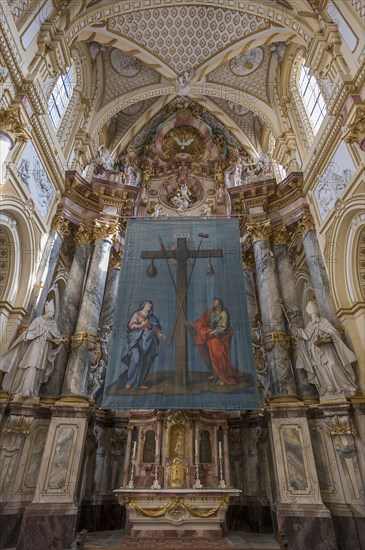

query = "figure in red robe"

[{"left": 186, "top": 298, "right": 245, "bottom": 386}]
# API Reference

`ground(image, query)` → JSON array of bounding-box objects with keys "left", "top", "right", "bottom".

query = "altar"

[
  {"left": 113, "top": 410, "right": 241, "bottom": 538},
  {"left": 114, "top": 488, "right": 240, "bottom": 538}
]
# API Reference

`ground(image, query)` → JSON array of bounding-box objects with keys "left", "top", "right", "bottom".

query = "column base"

[
  {"left": 327, "top": 503, "right": 365, "bottom": 550},
  {"left": 274, "top": 503, "right": 337, "bottom": 550},
  {"left": 16, "top": 503, "right": 79, "bottom": 550},
  {"left": 226, "top": 502, "right": 273, "bottom": 533},
  {"left": 0, "top": 510, "right": 24, "bottom": 549},
  {"left": 78, "top": 498, "right": 125, "bottom": 532}
]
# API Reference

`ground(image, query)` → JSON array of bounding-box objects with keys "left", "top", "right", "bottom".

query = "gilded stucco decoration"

[{"left": 162, "top": 126, "right": 205, "bottom": 158}]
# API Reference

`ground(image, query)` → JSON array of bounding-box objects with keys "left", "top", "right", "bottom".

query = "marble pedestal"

[{"left": 114, "top": 488, "right": 240, "bottom": 538}]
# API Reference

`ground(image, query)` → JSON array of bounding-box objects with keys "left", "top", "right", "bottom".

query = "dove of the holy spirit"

[{"left": 174, "top": 136, "right": 195, "bottom": 150}]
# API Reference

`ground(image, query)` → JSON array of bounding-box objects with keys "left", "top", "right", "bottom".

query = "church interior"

[{"left": 0, "top": 1, "right": 364, "bottom": 549}]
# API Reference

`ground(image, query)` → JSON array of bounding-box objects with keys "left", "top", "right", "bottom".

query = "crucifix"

[{"left": 141, "top": 234, "right": 223, "bottom": 386}]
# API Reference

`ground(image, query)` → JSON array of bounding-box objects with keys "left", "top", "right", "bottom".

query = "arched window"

[
  {"left": 299, "top": 65, "right": 327, "bottom": 134},
  {"left": 47, "top": 67, "right": 74, "bottom": 129}
]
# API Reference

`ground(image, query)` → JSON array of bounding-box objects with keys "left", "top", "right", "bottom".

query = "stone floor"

[{"left": 81, "top": 530, "right": 280, "bottom": 550}]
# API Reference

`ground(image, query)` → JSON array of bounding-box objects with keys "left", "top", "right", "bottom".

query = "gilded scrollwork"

[
  {"left": 246, "top": 220, "right": 272, "bottom": 243},
  {"left": 52, "top": 214, "right": 71, "bottom": 238},
  {"left": 93, "top": 220, "right": 119, "bottom": 243},
  {"left": 272, "top": 226, "right": 290, "bottom": 246},
  {"left": 325, "top": 415, "right": 357, "bottom": 437},
  {"left": 1, "top": 414, "right": 32, "bottom": 435},
  {"left": 0, "top": 105, "right": 31, "bottom": 142},
  {"left": 343, "top": 107, "right": 365, "bottom": 151},
  {"left": 109, "top": 250, "right": 123, "bottom": 269},
  {"left": 124, "top": 495, "right": 229, "bottom": 518},
  {"left": 74, "top": 223, "right": 94, "bottom": 245},
  {"left": 297, "top": 213, "right": 315, "bottom": 238},
  {"left": 162, "top": 126, "right": 205, "bottom": 158},
  {"left": 263, "top": 331, "right": 291, "bottom": 351},
  {"left": 71, "top": 331, "right": 98, "bottom": 350}
]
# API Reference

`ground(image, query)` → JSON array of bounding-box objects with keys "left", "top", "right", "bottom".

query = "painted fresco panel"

[{"left": 103, "top": 219, "right": 259, "bottom": 410}]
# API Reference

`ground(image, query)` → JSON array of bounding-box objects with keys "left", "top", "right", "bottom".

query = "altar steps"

[{"left": 81, "top": 530, "right": 280, "bottom": 550}]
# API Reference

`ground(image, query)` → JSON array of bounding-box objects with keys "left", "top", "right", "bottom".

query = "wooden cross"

[{"left": 141, "top": 234, "right": 223, "bottom": 385}]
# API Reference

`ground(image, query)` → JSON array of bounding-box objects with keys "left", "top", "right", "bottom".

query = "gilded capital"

[
  {"left": 74, "top": 223, "right": 93, "bottom": 245},
  {"left": 109, "top": 250, "right": 123, "bottom": 269},
  {"left": 297, "top": 213, "right": 315, "bottom": 237},
  {"left": 52, "top": 214, "right": 71, "bottom": 237},
  {"left": 93, "top": 220, "right": 119, "bottom": 243},
  {"left": 0, "top": 105, "right": 31, "bottom": 142},
  {"left": 343, "top": 107, "right": 365, "bottom": 151},
  {"left": 246, "top": 220, "right": 272, "bottom": 243},
  {"left": 272, "top": 226, "right": 290, "bottom": 246},
  {"left": 242, "top": 251, "right": 255, "bottom": 270}
]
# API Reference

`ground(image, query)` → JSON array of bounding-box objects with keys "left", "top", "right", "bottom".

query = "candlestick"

[
  {"left": 132, "top": 441, "right": 137, "bottom": 459},
  {"left": 195, "top": 438, "right": 198, "bottom": 456},
  {"left": 219, "top": 441, "right": 222, "bottom": 459}
]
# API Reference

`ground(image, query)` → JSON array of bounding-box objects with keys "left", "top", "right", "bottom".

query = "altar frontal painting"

[{"left": 103, "top": 219, "right": 259, "bottom": 410}]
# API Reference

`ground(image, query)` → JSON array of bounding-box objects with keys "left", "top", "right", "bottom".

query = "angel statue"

[
  {"left": 94, "top": 145, "right": 115, "bottom": 172},
  {"left": 171, "top": 183, "right": 192, "bottom": 215}
]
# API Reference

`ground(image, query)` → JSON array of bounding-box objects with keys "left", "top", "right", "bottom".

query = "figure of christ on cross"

[{"left": 141, "top": 234, "right": 223, "bottom": 386}]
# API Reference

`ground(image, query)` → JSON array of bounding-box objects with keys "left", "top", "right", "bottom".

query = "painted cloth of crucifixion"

[{"left": 102, "top": 219, "right": 259, "bottom": 410}]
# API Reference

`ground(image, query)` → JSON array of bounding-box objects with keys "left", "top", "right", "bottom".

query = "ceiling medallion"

[
  {"left": 228, "top": 101, "right": 249, "bottom": 116},
  {"left": 110, "top": 49, "right": 142, "bottom": 77},
  {"left": 162, "top": 126, "right": 205, "bottom": 158},
  {"left": 122, "top": 102, "right": 144, "bottom": 116},
  {"left": 230, "top": 47, "right": 263, "bottom": 76}
]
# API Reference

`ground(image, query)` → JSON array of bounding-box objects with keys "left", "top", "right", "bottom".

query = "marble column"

[
  {"left": 41, "top": 225, "right": 93, "bottom": 396},
  {"left": 155, "top": 416, "right": 162, "bottom": 464},
  {"left": 242, "top": 253, "right": 259, "bottom": 324},
  {"left": 247, "top": 221, "right": 297, "bottom": 398},
  {"left": 21, "top": 215, "right": 71, "bottom": 327},
  {"left": 93, "top": 251, "right": 122, "bottom": 405},
  {"left": 122, "top": 426, "right": 133, "bottom": 485},
  {"left": 223, "top": 426, "right": 230, "bottom": 484},
  {"left": 298, "top": 214, "right": 340, "bottom": 325},
  {"left": 61, "top": 221, "right": 118, "bottom": 399},
  {"left": 272, "top": 228, "right": 316, "bottom": 398},
  {"left": 99, "top": 251, "right": 122, "bottom": 329}
]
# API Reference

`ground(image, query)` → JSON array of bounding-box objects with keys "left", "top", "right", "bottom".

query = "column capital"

[
  {"left": 74, "top": 223, "right": 93, "bottom": 245},
  {"left": 247, "top": 220, "right": 272, "bottom": 243},
  {"left": 273, "top": 226, "right": 290, "bottom": 246},
  {"left": 242, "top": 251, "right": 255, "bottom": 270},
  {"left": 297, "top": 213, "right": 315, "bottom": 238},
  {"left": 52, "top": 214, "right": 71, "bottom": 238},
  {"left": 93, "top": 220, "right": 119, "bottom": 243},
  {"left": 343, "top": 106, "right": 365, "bottom": 152},
  {"left": 109, "top": 250, "right": 123, "bottom": 269},
  {"left": 0, "top": 104, "right": 31, "bottom": 143}
]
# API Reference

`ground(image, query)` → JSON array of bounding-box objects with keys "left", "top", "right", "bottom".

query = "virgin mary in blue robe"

[{"left": 119, "top": 300, "right": 165, "bottom": 389}]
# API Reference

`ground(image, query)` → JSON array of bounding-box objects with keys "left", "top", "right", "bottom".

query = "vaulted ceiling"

[{"left": 65, "top": 0, "right": 319, "bottom": 155}]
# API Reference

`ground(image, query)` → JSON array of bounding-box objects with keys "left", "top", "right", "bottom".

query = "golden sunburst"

[{"left": 162, "top": 126, "right": 205, "bottom": 158}]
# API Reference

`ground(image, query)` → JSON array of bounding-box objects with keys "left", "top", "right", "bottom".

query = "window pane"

[
  {"left": 47, "top": 67, "right": 74, "bottom": 129},
  {"left": 299, "top": 64, "right": 326, "bottom": 135}
]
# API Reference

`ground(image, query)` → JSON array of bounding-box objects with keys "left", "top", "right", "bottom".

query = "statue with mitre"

[
  {"left": 293, "top": 301, "right": 358, "bottom": 398},
  {"left": 0, "top": 300, "right": 65, "bottom": 398}
]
